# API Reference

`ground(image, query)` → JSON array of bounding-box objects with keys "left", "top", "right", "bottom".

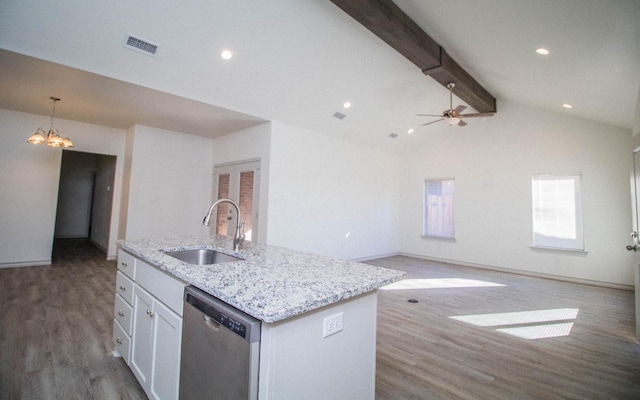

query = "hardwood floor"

[
  {"left": 1, "top": 244, "right": 638, "bottom": 399},
  {"left": 0, "top": 239, "right": 146, "bottom": 400},
  {"left": 369, "top": 256, "right": 640, "bottom": 400}
]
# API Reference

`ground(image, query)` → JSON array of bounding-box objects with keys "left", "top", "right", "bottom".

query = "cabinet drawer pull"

[
  {"left": 146, "top": 309, "right": 155, "bottom": 317},
  {"left": 119, "top": 285, "right": 126, "bottom": 291},
  {"left": 121, "top": 261, "right": 128, "bottom": 268},
  {"left": 117, "top": 310, "right": 125, "bottom": 317},
  {"left": 116, "top": 338, "right": 123, "bottom": 345}
]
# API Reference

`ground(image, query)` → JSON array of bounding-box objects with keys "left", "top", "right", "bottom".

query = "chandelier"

[{"left": 27, "top": 97, "right": 74, "bottom": 148}]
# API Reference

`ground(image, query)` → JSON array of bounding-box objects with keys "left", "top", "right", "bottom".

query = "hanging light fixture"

[{"left": 27, "top": 97, "right": 73, "bottom": 148}]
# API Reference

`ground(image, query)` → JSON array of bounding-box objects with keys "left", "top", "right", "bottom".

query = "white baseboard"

[
  {"left": 0, "top": 260, "right": 51, "bottom": 269},
  {"left": 380, "top": 252, "right": 634, "bottom": 291},
  {"left": 350, "top": 252, "right": 401, "bottom": 262}
]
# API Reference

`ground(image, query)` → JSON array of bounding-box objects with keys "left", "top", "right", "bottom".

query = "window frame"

[
  {"left": 531, "top": 172, "right": 584, "bottom": 251},
  {"left": 422, "top": 178, "right": 456, "bottom": 239}
]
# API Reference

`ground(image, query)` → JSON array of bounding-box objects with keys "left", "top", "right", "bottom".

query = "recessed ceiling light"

[
  {"left": 407, "top": 129, "right": 414, "bottom": 134},
  {"left": 562, "top": 103, "right": 573, "bottom": 109},
  {"left": 343, "top": 101, "right": 351, "bottom": 109},
  {"left": 536, "top": 48, "right": 550, "bottom": 55},
  {"left": 220, "top": 49, "right": 233, "bottom": 60}
]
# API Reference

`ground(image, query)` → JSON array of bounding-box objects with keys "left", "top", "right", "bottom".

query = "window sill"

[
  {"left": 421, "top": 235, "right": 456, "bottom": 242},
  {"left": 529, "top": 245, "right": 588, "bottom": 255}
]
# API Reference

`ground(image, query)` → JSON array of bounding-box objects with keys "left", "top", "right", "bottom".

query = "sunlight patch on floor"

[
  {"left": 496, "top": 322, "right": 574, "bottom": 340},
  {"left": 380, "top": 278, "right": 506, "bottom": 290},
  {"left": 449, "top": 308, "right": 579, "bottom": 340},
  {"left": 449, "top": 308, "right": 579, "bottom": 327}
]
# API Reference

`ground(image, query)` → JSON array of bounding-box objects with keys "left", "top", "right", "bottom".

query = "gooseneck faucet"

[{"left": 203, "top": 198, "right": 245, "bottom": 253}]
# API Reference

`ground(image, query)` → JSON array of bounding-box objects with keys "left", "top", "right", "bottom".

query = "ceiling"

[
  {"left": 0, "top": 51, "right": 267, "bottom": 138},
  {"left": 0, "top": 1, "right": 638, "bottom": 152}
]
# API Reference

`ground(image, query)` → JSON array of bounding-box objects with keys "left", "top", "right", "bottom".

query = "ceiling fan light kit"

[{"left": 418, "top": 82, "right": 494, "bottom": 128}]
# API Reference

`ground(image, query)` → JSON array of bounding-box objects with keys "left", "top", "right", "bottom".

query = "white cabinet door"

[
  {"left": 149, "top": 300, "right": 182, "bottom": 400},
  {"left": 131, "top": 286, "right": 154, "bottom": 392},
  {"left": 131, "top": 284, "right": 182, "bottom": 400}
]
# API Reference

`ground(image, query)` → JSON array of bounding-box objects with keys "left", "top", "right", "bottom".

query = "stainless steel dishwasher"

[{"left": 179, "top": 286, "right": 261, "bottom": 400}]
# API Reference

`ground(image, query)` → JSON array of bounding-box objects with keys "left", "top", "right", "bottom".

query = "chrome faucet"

[{"left": 203, "top": 198, "right": 245, "bottom": 253}]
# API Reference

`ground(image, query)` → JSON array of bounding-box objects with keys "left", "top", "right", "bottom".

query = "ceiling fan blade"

[
  {"left": 458, "top": 120, "right": 468, "bottom": 127},
  {"left": 453, "top": 105, "right": 467, "bottom": 114},
  {"left": 421, "top": 118, "right": 445, "bottom": 126},
  {"left": 417, "top": 113, "right": 445, "bottom": 117},
  {"left": 459, "top": 112, "right": 495, "bottom": 118}
]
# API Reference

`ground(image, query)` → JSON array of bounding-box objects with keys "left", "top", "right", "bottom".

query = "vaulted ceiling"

[{"left": 0, "top": 1, "right": 638, "bottom": 153}]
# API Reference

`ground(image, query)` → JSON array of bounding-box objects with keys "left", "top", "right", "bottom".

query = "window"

[
  {"left": 423, "top": 179, "right": 455, "bottom": 238},
  {"left": 531, "top": 173, "right": 583, "bottom": 250}
]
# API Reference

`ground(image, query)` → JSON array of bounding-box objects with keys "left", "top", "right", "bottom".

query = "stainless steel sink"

[{"left": 164, "top": 249, "right": 243, "bottom": 265}]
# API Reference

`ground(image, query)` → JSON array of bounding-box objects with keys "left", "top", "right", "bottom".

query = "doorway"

[
  {"left": 631, "top": 149, "right": 640, "bottom": 341},
  {"left": 212, "top": 160, "right": 261, "bottom": 243},
  {"left": 54, "top": 150, "right": 116, "bottom": 256}
]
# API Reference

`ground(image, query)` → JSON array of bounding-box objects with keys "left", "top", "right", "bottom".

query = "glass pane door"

[
  {"left": 239, "top": 171, "right": 254, "bottom": 241},
  {"left": 215, "top": 174, "right": 230, "bottom": 236},
  {"left": 213, "top": 160, "right": 261, "bottom": 243}
]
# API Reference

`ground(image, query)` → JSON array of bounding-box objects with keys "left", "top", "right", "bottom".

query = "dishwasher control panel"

[{"left": 220, "top": 313, "right": 247, "bottom": 337}]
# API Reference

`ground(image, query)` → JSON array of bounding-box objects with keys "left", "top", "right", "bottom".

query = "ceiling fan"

[{"left": 417, "top": 82, "right": 494, "bottom": 127}]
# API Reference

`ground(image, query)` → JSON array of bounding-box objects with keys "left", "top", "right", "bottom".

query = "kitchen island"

[{"left": 113, "top": 235, "right": 405, "bottom": 400}]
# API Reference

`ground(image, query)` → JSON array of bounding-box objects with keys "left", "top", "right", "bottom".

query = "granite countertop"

[{"left": 117, "top": 235, "right": 405, "bottom": 323}]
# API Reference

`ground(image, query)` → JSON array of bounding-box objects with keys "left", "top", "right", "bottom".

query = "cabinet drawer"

[
  {"left": 113, "top": 319, "right": 131, "bottom": 365},
  {"left": 116, "top": 271, "right": 134, "bottom": 305},
  {"left": 114, "top": 293, "right": 133, "bottom": 335},
  {"left": 136, "top": 259, "right": 188, "bottom": 316},
  {"left": 117, "top": 249, "right": 136, "bottom": 280}
]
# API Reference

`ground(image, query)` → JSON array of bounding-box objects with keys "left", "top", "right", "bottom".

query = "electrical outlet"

[{"left": 322, "top": 312, "right": 344, "bottom": 338}]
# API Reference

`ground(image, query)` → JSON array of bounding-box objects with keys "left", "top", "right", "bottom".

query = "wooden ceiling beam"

[{"left": 330, "top": 0, "right": 496, "bottom": 113}]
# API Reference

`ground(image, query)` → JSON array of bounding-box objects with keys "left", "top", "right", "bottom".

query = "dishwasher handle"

[{"left": 203, "top": 314, "right": 221, "bottom": 331}]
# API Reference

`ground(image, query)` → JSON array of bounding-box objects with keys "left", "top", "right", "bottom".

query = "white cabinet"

[
  {"left": 130, "top": 286, "right": 154, "bottom": 388},
  {"left": 114, "top": 249, "right": 187, "bottom": 400},
  {"left": 149, "top": 295, "right": 183, "bottom": 400},
  {"left": 131, "top": 285, "right": 183, "bottom": 400},
  {"left": 117, "top": 249, "right": 137, "bottom": 279},
  {"left": 113, "top": 250, "right": 136, "bottom": 364}
]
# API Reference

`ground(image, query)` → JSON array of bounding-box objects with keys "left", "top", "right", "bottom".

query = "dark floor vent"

[
  {"left": 125, "top": 35, "right": 158, "bottom": 56},
  {"left": 333, "top": 112, "right": 346, "bottom": 120}
]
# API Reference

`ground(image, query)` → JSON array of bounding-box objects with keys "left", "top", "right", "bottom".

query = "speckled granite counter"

[{"left": 117, "top": 235, "right": 405, "bottom": 323}]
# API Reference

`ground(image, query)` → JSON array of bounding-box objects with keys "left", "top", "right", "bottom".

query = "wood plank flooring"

[
  {"left": 368, "top": 256, "right": 640, "bottom": 400},
  {"left": 1, "top": 243, "right": 638, "bottom": 399},
  {"left": 0, "top": 239, "right": 146, "bottom": 400}
]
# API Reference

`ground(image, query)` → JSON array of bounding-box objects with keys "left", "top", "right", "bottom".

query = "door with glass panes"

[
  {"left": 212, "top": 160, "right": 260, "bottom": 243},
  {"left": 628, "top": 149, "right": 640, "bottom": 341}
]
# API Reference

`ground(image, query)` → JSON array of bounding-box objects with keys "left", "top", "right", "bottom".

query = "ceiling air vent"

[
  {"left": 333, "top": 112, "right": 346, "bottom": 120},
  {"left": 124, "top": 34, "right": 159, "bottom": 57}
]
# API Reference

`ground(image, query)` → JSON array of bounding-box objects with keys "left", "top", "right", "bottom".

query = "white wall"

[
  {"left": 212, "top": 122, "right": 272, "bottom": 243},
  {"left": 267, "top": 121, "right": 400, "bottom": 260},
  {"left": 399, "top": 100, "right": 635, "bottom": 286},
  {"left": 124, "top": 125, "right": 215, "bottom": 239},
  {"left": 0, "top": 108, "right": 126, "bottom": 266}
]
